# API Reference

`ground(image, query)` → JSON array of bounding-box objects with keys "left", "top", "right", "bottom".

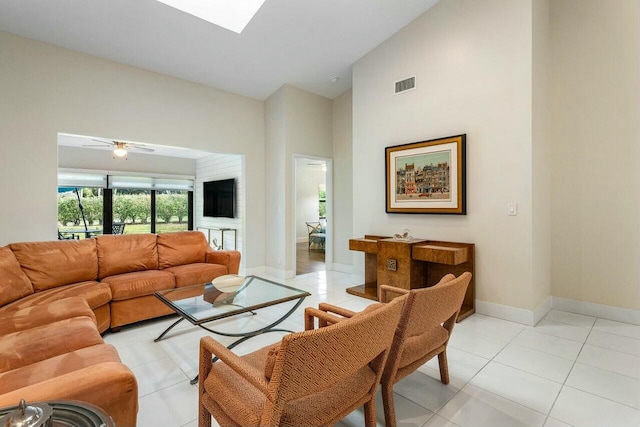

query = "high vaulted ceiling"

[{"left": 0, "top": 0, "right": 439, "bottom": 100}]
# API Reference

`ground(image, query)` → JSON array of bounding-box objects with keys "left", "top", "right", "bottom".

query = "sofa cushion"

[
  {"left": 0, "top": 246, "right": 33, "bottom": 307},
  {"left": 0, "top": 316, "right": 103, "bottom": 373},
  {"left": 102, "top": 270, "right": 175, "bottom": 300},
  {"left": 11, "top": 239, "right": 98, "bottom": 292},
  {"left": 96, "top": 233, "right": 158, "bottom": 279},
  {"left": 0, "top": 296, "right": 95, "bottom": 336},
  {"left": 157, "top": 231, "right": 208, "bottom": 269},
  {"left": 164, "top": 263, "right": 228, "bottom": 288},
  {"left": 4, "top": 281, "right": 111, "bottom": 311},
  {"left": 0, "top": 344, "right": 138, "bottom": 426},
  {"left": 0, "top": 360, "right": 138, "bottom": 427},
  {"left": 0, "top": 343, "right": 121, "bottom": 394}
]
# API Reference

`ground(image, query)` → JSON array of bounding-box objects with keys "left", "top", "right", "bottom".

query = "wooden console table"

[{"left": 348, "top": 235, "right": 475, "bottom": 321}]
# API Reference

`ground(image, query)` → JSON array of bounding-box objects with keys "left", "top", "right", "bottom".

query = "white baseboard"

[
  {"left": 552, "top": 297, "right": 640, "bottom": 326},
  {"left": 296, "top": 237, "right": 308, "bottom": 244},
  {"left": 476, "top": 296, "right": 640, "bottom": 326},
  {"left": 331, "top": 263, "right": 353, "bottom": 274},
  {"left": 475, "top": 297, "right": 551, "bottom": 326},
  {"left": 240, "top": 266, "right": 266, "bottom": 277},
  {"left": 261, "top": 267, "right": 295, "bottom": 280}
]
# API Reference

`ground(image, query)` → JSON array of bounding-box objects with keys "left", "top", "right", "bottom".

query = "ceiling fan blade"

[
  {"left": 83, "top": 144, "right": 113, "bottom": 148},
  {"left": 131, "top": 147, "right": 155, "bottom": 152},
  {"left": 91, "top": 139, "right": 114, "bottom": 145}
]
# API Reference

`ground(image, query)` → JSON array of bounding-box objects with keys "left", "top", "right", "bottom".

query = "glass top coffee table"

[{"left": 154, "top": 275, "right": 310, "bottom": 384}]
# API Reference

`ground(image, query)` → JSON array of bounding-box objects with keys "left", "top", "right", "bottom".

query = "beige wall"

[
  {"left": 264, "top": 87, "right": 287, "bottom": 274},
  {"left": 532, "top": 0, "right": 552, "bottom": 315},
  {"left": 549, "top": 0, "right": 640, "bottom": 310},
  {"left": 332, "top": 90, "right": 353, "bottom": 270},
  {"left": 284, "top": 86, "right": 333, "bottom": 274},
  {"left": 353, "top": 0, "right": 536, "bottom": 312},
  {"left": 0, "top": 32, "right": 266, "bottom": 269},
  {"left": 265, "top": 85, "right": 333, "bottom": 277}
]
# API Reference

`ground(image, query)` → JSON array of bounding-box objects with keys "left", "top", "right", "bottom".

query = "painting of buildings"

[{"left": 395, "top": 150, "right": 451, "bottom": 201}]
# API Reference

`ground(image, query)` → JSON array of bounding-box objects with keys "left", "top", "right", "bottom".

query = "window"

[
  {"left": 156, "top": 190, "right": 189, "bottom": 233},
  {"left": 318, "top": 185, "right": 326, "bottom": 219},
  {"left": 112, "top": 189, "right": 151, "bottom": 234},
  {"left": 57, "top": 187, "right": 104, "bottom": 239},
  {"left": 57, "top": 169, "right": 194, "bottom": 236}
]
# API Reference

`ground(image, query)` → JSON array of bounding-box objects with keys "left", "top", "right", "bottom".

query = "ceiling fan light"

[{"left": 113, "top": 147, "right": 128, "bottom": 157}]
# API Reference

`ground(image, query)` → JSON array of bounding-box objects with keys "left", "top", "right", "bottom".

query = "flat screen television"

[{"left": 203, "top": 178, "right": 235, "bottom": 218}]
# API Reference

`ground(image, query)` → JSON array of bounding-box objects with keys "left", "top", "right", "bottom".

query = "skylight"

[{"left": 156, "top": 0, "right": 266, "bottom": 34}]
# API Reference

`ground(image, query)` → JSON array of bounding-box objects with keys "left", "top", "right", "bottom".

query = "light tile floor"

[{"left": 104, "top": 271, "right": 640, "bottom": 427}]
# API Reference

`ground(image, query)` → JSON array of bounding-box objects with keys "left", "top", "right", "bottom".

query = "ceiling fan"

[
  {"left": 307, "top": 161, "right": 327, "bottom": 172},
  {"left": 83, "top": 139, "right": 155, "bottom": 158}
]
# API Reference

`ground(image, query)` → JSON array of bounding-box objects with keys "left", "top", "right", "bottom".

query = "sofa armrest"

[
  {"left": 0, "top": 362, "right": 138, "bottom": 427},
  {"left": 0, "top": 297, "right": 95, "bottom": 336},
  {"left": 205, "top": 250, "right": 241, "bottom": 274}
]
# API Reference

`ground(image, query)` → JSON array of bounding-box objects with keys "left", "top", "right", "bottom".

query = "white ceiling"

[{"left": 0, "top": 0, "right": 439, "bottom": 100}]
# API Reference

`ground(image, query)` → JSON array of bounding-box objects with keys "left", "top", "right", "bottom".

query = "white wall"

[
  {"left": 332, "top": 90, "right": 353, "bottom": 270},
  {"left": 352, "top": 0, "right": 536, "bottom": 311},
  {"left": 195, "top": 153, "right": 244, "bottom": 257},
  {"left": 0, "top": 32, "right": 265, "bottom": 270},
  {"left": 549, "top": 0, "right": 640, "bottom": 310},
  {"left": 58, "top": 146, "right": 196, "bottom": 176},
  {"left": 295, "top": 158, "right": 326, "bottom": 241}
]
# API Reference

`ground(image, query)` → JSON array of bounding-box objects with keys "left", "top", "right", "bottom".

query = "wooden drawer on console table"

[
  {"left": 413, "top": 241, "right": 475, "bottom": 321},
  {"left": 412, "top": 245, "right": 468, "bottom": 265}
]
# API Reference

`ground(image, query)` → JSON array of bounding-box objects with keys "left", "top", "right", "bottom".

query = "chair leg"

[
  {"left": 198, "top": 401, "right": 212, "bottom": 427},
  {"left": 381, "top": 382, "right": 397, "bottom": 427},
  {"left": 364, "top": 398, "right": 377, "bottom": 427},
  {"left": 438, "top": 348, "right": 450, "bottom": 384}
]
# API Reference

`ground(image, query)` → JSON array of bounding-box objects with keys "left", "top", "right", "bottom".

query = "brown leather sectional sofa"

[{"left": 0, "top": 230, "right": 241, "bottom": 426}]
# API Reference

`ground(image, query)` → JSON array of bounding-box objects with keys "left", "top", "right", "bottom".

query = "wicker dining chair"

[
  {"left": 198, "top": 295, "right": 406, "bottom": 427},
  {"left": 313, "top": 272, "right": 472, "bottom": 427}
]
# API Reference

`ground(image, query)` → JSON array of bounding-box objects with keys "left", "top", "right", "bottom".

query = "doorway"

[{"left": 294, "top": 157, "right": 327, "bottom": 275}]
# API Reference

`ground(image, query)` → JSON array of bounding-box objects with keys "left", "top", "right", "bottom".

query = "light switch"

[{"left": 508, "top": 202, "right": 517, "bottom": 216}]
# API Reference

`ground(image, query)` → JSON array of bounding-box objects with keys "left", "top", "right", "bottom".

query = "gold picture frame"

[{"left": 385, "top": 134, "right": 466, "bottom": 214}]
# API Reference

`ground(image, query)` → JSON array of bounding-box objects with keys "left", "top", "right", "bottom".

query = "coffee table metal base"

[{"left": 154, "top": 297, "right": 306, "bottom": 385}]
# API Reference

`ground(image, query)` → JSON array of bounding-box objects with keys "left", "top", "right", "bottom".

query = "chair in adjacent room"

[
  {"left": 313, "top": 272, "right": 472, "bottom": 427},
  {"left": 305, "top": 221, "right": 325, "bottom": 251},
  {"left": 112, "top": 222, "right": 126, "bottom": 235},
  {"left": 198, "top": 295, "right": 406, "bottom": 427},
  {"left": 57, "top": 230, "right": 78, "bottom": 240}
]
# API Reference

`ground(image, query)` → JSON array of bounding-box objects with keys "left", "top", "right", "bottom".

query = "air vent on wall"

[{"left": 394, "top": 76, "right": 416, "bottom": 94}]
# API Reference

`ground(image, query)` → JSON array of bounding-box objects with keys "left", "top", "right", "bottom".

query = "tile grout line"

[{"left": 540, "top": 314, "right": 597, "bottom": 427}]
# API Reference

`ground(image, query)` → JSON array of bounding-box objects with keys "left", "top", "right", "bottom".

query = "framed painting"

[{"left": 385, "top": 134, "right": 466, "bottom": 214}]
